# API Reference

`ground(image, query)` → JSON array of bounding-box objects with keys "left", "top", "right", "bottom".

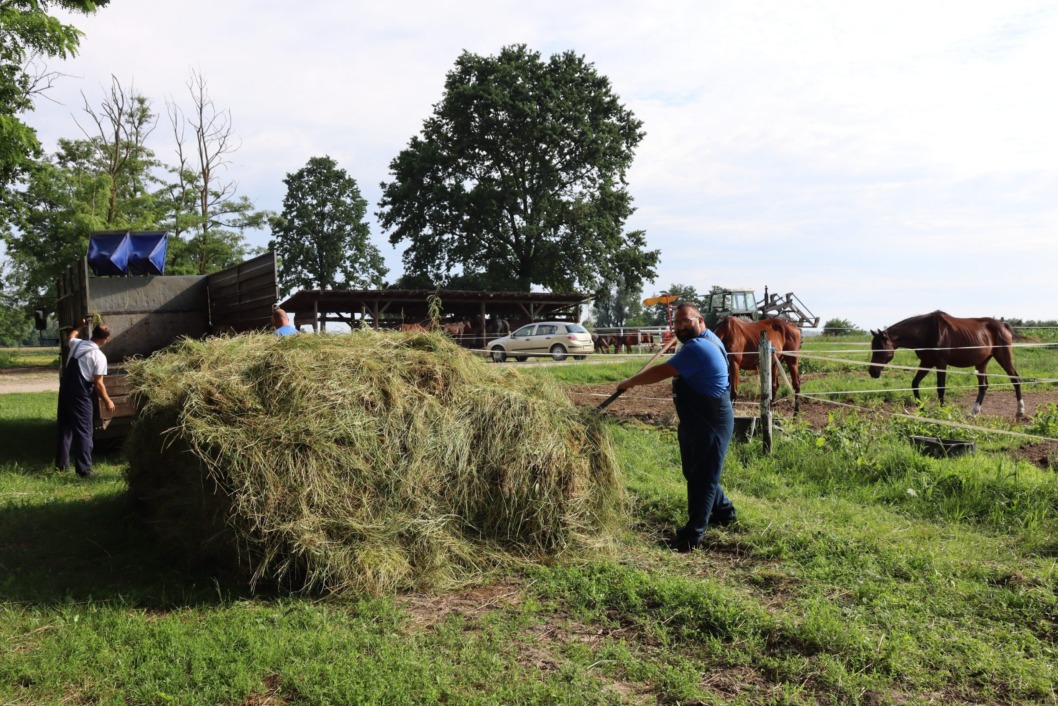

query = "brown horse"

[
  {"left": 592, "top": 333, "right": 612, "bottom": 354},
  {"left": 440, "top": 320, "right": 472, "bottom": 337},
  {"left": 618, "top": 331, "right": 653, "bottom": 353},
  {"left": 713, "top": 316, "right": 803, "bottom": 412},
  {"left": 869, "top": 310, "right": 1025, "bottom": 418}
]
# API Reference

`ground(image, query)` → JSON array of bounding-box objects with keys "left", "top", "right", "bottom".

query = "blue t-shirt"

[
  {"left": 669, "top": 330, "right": 729, "bottom": 398},
  {"left": 275, "top": 324, "right": 298, "bottom": 336}
]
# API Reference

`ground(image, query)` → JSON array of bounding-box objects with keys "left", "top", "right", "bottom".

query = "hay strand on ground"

[{"left": 124, "top": 330, "right": 624, "bottom": 595}]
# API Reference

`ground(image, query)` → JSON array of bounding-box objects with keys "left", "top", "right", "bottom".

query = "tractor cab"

[{"left": 702, "top": 288, "right": 759, "bottom": 329}]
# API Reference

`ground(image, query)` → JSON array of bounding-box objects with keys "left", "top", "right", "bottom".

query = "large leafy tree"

[
  {"left": 4, "top": 78, "right": 161, "bottom": 306},
  {"left": 75, "top": 75, "right": 160, "bottom": 228},
  {"left": 4, "top": 142, "right": 108, "bottom": 302},
  {"left": 270, "top": 155, "right": 386, "bottom": 294},
  {"left": 378, "top": 44, "right": 658, "bottom": 293},
  {"left": 592, "top": 274, "right": 644, "bottom": 328},
  {"left": 0, "top": 0, "right": 108, "bottom": 231}
]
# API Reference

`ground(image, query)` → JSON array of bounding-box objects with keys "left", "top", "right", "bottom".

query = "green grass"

[
  {"left": 3, "top": 370, "right": 1058, "bottom": 704},
  {"left": 0, "top": 346, "right": 60, "bottom": 369}
]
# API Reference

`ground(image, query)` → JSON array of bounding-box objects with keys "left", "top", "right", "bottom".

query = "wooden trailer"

[{"left": 56, "top": 251, "right": 278, "bottom": 440}]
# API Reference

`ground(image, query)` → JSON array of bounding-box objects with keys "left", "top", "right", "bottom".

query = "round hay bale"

[{"left": 124, "top": 330, "right": 624, "bottom": 595}]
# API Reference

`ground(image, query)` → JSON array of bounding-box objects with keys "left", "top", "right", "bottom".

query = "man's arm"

[{"left": 93, "top": 375, "right": 115, "bottom": 413}]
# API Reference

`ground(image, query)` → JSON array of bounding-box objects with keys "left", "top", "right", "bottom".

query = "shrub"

[{"left": 822, "top": 318, "right": 864, "bottom": 336}]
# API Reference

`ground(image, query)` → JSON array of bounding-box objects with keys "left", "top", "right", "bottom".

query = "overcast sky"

[{"left": 29, "top": 0, "right": 1058, "bottom": 328}]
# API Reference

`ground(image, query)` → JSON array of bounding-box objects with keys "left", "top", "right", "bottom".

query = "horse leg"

[
  {"left": 778, "top": 353, "right": 799, "bottom": 414},
  {"left": 993, "top": 349, "right": 1026, "bottom": 418},
  {"left": 910, "top": 366, "right": 930, "bottom": 402},
  {"left": 770, "top": 358, "right": 780, "bottom": 407},
  {"left": 970, "top": 363, "right": 988, "bottom": 417},
  {"left": 729, "top": 362, "right": 740, "bottom": 403},
  {"left": 935, "top": 367, "right": 947, "bottom": 406},
  {"left": 785, "top": 355, "right": 801, "bottom": 414}
]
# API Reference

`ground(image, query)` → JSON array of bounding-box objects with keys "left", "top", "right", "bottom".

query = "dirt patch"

[
  {"left": 396, "top": 582, "right": 523, "bottom": 629},
  {"left": 0, "top": 368, "right": 59, "bottom": 393}
]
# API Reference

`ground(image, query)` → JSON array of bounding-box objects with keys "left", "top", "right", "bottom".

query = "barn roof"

[{"left": 279, "top": 288, "right": 594, "bottom": 328}]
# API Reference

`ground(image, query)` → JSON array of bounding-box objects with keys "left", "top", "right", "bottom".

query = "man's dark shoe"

[
  {"left": 710, "top": 513, "right": 738, "bottom": 528},
  {"left": 663, "top": 527, "right": 702, "bottom": 552},
  {"left": 671, "top": 536, "right": 701, "bottom": 553},
  {"left": 76, "top": 470, "right": 95, "bottom": 478}
]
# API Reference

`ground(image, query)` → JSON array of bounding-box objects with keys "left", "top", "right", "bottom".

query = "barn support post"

[{"left": 759, "top": 332, "right": 773, "bottom": 454}]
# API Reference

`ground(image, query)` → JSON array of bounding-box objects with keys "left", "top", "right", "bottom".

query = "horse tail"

[{"left": 1003, "top": 321, "right": 1032, "bottom": 343}]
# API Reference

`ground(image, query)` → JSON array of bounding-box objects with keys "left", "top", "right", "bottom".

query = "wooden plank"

[
  {"left": 208, "top": 277, "right": 278, "bottom": 300},
  {"left": 207, "top": 252, "right": 277, "bottom": 332},
  {"left": 102, "top": 376, "right": 133, "bottom": 396},
  {"left": 208, "top": 283, "right": 279, "bottom": 309}
]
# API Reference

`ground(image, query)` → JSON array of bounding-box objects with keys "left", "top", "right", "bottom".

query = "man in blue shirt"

[
  {"left": 616, "top": 303, "right": 737, "bottom": 551},
  {"left": 272, "top": 308, "right": 298, "bottom": 336}
]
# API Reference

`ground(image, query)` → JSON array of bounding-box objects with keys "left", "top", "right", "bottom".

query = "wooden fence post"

[{"left": 759, "top": 331, "right": 773, "bottom": 454}]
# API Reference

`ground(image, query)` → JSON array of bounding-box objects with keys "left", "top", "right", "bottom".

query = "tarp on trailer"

[
  {"left": 127, "top": 231, "right": 169, "bottom": 275},
  {"left": 87, "top": 231, "right": 131, "bottom": 276}
]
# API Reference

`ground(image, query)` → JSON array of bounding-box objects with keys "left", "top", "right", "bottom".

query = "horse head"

[{"left": 868, "top": 328, "right": 894, "bottom": 378}]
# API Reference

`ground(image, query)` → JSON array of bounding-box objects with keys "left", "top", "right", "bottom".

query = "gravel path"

[{"left": 0, "top": 368, "right": 59, "bottom": 394}]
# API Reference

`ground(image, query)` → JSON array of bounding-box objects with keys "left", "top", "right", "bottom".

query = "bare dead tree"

[
  {"left": 75, "top": 75, "right": 157, "bottom": 226},
  {"left": 166, "top": 68, "right": 255, "bottom": 273}
]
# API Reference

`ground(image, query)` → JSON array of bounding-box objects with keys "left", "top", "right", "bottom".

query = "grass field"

[
  {"left": 0, "top": 346, "right": 60, "bottom": 369},
  {"left": 2, "top": 339, "right": 1057, "bottom": 704}
]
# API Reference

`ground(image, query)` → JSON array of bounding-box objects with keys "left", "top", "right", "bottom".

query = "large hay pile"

[{"left": 124, "top": 330, "right": 624, "bottom": 595}]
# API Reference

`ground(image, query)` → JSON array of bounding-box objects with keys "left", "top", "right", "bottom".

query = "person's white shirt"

[{"left": 68, "top": 339, "right": 108, "bottom": 382}]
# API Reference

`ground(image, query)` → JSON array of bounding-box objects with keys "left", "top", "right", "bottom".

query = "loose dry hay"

[{"left": 124, "top": 330, "right": 625, "bottom": 596}]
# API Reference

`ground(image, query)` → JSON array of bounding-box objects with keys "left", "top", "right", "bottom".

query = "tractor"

[{"left": 701, "top": 286, "right": 819, "bottom": 329}]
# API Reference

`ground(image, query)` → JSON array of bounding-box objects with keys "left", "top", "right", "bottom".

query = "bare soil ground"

[
  {"left": 0, "top": 367, "right": 59, "bottom": 394},
  {"left": 566, "top": 376, "right": 1058, "bottom": 471}
]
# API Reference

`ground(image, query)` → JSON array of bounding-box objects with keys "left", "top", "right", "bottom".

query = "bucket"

[
  {"left": 733, "top": 416, "right": 757, "bottom": 442},
  {"left": 909, "top": 435, "right": 976, "bottom": 459}
]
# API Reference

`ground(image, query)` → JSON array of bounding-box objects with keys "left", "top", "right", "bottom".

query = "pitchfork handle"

[
  {"left": 595, "top": 335, "right": 679, "bottom": 411},
  {"left": 596, "top": 389, "right": 625, "bottom": 411}
]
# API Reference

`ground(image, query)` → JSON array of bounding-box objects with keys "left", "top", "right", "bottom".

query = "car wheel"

[
  {"left": 514, "top": 356, "right": 528, "bottom": 362},
  {"left": 490, "top": 347, "right": 507, "bottom": 363},
  {"left": 550, "top": 344, "right": 567, "bottom": 361}
]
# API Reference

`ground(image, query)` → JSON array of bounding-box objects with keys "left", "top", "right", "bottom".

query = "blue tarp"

[
  {"left": 87, "top": 232, "right": 131, "bottom": 276},
  {"left": 87, "top": 231, "right": 169, "bottom": 276},
  {"left": 127, "top": 232, "right": 168, "bottom": 275}
]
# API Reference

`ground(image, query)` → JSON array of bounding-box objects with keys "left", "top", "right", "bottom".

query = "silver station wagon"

[{"left": 488, "top": 322, "right": 593, "bottom": 362}]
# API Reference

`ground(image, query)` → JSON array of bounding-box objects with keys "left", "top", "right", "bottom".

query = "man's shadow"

[{"left": 0, "top": 416, "right": 257, "bottom": 608}]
